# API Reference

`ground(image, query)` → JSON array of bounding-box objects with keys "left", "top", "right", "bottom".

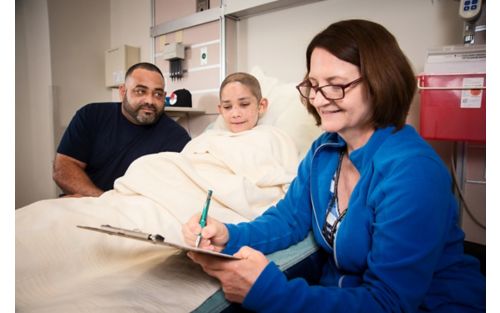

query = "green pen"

[{"left": 195, "top": 189, "right": 213, "bottom": 248}]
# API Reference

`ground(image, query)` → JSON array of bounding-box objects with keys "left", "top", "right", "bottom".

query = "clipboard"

[{"left": 77, "top": 224, "right": 240, "bottom": 260}]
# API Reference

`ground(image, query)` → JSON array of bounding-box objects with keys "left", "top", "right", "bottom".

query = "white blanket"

[{"left": 16, "top": 125, "right": 299, "bottom": 313}]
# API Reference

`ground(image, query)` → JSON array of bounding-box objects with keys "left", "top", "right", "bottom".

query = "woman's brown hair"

[{"left": 304, "top": 19, "right": 416, "bottom": 130}]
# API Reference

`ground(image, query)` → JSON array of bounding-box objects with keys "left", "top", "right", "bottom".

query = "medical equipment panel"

[{"left": 459, "top": 0, "right": 483, "bottom": 20}]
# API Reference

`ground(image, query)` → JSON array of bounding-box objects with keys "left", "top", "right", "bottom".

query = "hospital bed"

[{"left": 15, "top": 68, "right": 322, "bottom": 312}]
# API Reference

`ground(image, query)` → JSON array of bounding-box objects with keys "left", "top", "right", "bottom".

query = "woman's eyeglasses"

[{"left": 296, "top": 77, "right": 363, "bottom": 101}]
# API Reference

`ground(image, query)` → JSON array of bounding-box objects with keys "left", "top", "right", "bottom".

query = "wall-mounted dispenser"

[
  {"left": 105, "top": 45, "right": 140, "bottom": 87},
  {"left": 163, "top": 42, "right": 185, "bottom": 80}
]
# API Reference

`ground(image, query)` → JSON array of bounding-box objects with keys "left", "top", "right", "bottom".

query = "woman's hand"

[
  {"left": 182, "top": 213, "right": 229, "bottom": 252},
  {"left": 188, "top": 246, "right": 269, "bottom": 303}
]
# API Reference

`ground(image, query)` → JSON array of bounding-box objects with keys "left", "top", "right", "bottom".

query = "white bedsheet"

[{"left": 16, "top": 125, "right": 299, "bottom": 313}]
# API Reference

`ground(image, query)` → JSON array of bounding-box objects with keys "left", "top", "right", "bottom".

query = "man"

[{"left": 53, "top": 62, "right": 191, "bottom": 197}]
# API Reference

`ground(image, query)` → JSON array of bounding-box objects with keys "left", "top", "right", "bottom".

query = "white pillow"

[{"left": 212, "top": 67, "right": 322, "bottom": 158}]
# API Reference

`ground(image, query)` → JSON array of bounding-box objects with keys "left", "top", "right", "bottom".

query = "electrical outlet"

[{"left": 200, "top": 47, "right": 208, "bottom": 65}]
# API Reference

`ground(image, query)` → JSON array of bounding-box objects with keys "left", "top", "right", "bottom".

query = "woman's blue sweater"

[{"left": 224, "top": 125, "right": 485, "bottom": 313}]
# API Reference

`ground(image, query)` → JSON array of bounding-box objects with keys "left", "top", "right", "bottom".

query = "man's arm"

[{"left": 52, "top": 153, "right": 103, "bottom": 197}]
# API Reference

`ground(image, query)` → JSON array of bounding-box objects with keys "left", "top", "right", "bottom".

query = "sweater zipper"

[
  {"left": 333, "top": 222, "right": 341, "bottom": 268},
  {"left": 333, "top": 222, "right": 346, "bottom": 288},
  {"left": 311, "top": 143, "right": 338, "bottom": 251}
]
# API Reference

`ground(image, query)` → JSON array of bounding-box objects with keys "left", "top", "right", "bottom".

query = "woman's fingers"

[{"left": 187, "top": 247, "right": 269, "bottom": 303}]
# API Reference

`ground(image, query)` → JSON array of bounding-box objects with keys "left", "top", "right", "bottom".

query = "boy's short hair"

[
  {"left": 304, "top": 19, "right": 416, "bottom": 130},
  {"left": 220, "top": 72, "right": 262, "bottom": 100}
]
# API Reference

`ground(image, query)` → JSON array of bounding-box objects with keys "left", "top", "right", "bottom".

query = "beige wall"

[
  {"left": 236, "top": 0, "right": 462, "bottom": 81},
  {"left": 110, "top": 0, "right": 152, "bottom": 59},
  {"left": 16, "top": 0, "right": 57, "bottom": 208},
  {"left": 110, "top": 0, "right": 153, "bottom": 101},
  {"left": 16, "top": 0, "right": 113, "bottom": 208},
  {"left": 47, "top": 0, "right": 112, "bottom": 144}
]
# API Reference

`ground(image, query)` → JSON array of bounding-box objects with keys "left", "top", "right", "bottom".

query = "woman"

[{"left": 183, "top": 19, "right": 485, "bottom": 312}]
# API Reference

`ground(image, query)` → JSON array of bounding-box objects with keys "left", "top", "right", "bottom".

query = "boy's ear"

[
  {"left": 118, "top": 84, "right": 126, "bottom": 101},
  {"left": 217, "top": 103, "right": 223, "bottom": 114},
  {"left": 259, "top": 98, "right": 269, "bottom": 114}
]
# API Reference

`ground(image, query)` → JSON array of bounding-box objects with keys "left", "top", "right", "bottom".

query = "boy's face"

[{"left": 218, "top": 82, "right": 267, "bottom": 133}]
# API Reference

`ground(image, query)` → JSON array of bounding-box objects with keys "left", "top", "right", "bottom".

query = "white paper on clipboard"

[{"left": 77, "top": 224, "right": 240, "bottom": 260}]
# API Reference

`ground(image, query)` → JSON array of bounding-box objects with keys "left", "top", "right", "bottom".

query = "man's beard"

[{"left": 122, "top": 95, "right": 161, "bottom": 125}]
